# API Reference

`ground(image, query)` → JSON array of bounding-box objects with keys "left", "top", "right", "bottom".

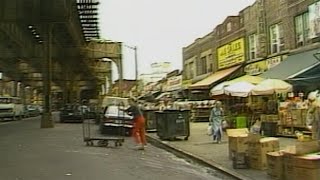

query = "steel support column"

[{"left": 41, "top": 24, "right": 54, "bottom": 128}]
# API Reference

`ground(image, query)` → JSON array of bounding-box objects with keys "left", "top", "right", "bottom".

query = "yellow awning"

[
  {"left": 189, "top": 65, "right": 241, "bottom": 90},
  {"left": 228, "top": 75, "right": 264, "bottom": 85}
]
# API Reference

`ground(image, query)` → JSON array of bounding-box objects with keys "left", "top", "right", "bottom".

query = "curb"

[{"left": 146, "top": 134, "right": 252, "bottom": 180}]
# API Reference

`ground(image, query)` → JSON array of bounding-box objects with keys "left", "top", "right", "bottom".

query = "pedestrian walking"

[
  {"left": 306, "top": 91, "right": 320, "bottom": 140},
  {"left": 209, "top": 101, "right": 224, "bottom": 143},
  {"left": 125, "top": 97, "right": 147, "bottom": 150}
]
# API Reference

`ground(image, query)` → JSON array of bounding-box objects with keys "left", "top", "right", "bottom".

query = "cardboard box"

[
  {"left": 266, "top": 151, "right": 284, "bottom": 180},
  {"left": 283, "top": 152, "right": 295, "bottom": 180},
  {"left": 290, "top": 141, "right": 320, "bottom": 155},
  {"left": 294, "top": 153, "right": 320, "bottom": 169},
  {"left": 266, "top": 114, "right": 278, "bottom": 122},
  {"left": 227, "top": 128, "right": 249, "bottom": 159},
  {"left": 248, "top": 137, "right": 280, "bottom": 170},
  {"left": 228, "top": 136, "right": 249, "bottom": 157},
  {"left": 247, "top": 133, "right": 261, "bottom": 143},
  {"left": 293, "top": 167, "right": 320, "bottom": 180},
  {"left": 226, "top": 128, "right": 249, "bottom": 136}
]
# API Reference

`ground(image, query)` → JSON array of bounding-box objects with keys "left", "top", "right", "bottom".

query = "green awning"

[{"left": 260, "top": 49, "right": 319, "bottom": 80}]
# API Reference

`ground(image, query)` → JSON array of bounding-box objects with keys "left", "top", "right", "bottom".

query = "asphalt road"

[{"left": 0, "top": 115, "right": 233, "bottom": 180}]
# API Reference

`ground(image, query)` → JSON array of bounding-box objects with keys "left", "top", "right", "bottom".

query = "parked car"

[
  {"left": 24, "top": 105, "right": 41, "bottom": 117},
  {"left": 99, "top": 105, "right": 133, "bottom": 136},
  {"left": 0, "top": 96, "right": 24, "bottom": 120},
  {"left": 59, "top": 104, "right": 84, "bottom": 123}
]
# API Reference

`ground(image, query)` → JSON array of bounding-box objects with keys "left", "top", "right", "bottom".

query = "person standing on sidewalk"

[
  {"left": 209, "top": 101, "right": 224, "bottom": 143},
  {"left": 125, "top": 98, "right": 147, "bottom": 150},
  {"left": 306, "top": 91, "right": 320, "bottom": 140}
]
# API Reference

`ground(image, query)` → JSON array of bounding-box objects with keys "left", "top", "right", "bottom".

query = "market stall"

[
  {"left": 210, "top": 75, "right": 265, "bottom": 129},
  {"left": 277, "top": 94, "right": 309, "bottom": 137},
  {"left": 250, "top": 79, "right": 298, "bottom": 136}
]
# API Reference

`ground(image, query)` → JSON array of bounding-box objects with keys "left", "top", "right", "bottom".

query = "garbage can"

[
  {"left": 143, "top": 109, "right": 157, "bottom": 132},
  {"left": 261, "top": 122, "right": 278, "bottom": 137},
  {"left": 155, "top": 109, "right": 190, "bottom": 140},
  {"left": 235, "top": 116, "right": 247, "bottom": 128}
]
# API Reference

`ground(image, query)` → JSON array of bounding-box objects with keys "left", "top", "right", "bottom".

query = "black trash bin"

[
  {"left": 143, "top": 109, "right": 157, "bottom": 132},
  {"left": 261, "top": 122, "right": 278, "bottom": 137},
  {"left": 156, "top": 109, "right": 190, "bottom": 140}
]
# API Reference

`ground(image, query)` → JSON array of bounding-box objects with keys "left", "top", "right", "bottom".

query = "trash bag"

[
  {"left": 308, "top": 90, "right": 319, "bottom": 101},
  {"left": 250, "top": 120, "right": 261, "bottom": 134},
  {"left": 222, "top": 120, "right": 228, "bottom": 129},
  {"left": 207, "top": 125, "right": 213, "bottom": 136}
]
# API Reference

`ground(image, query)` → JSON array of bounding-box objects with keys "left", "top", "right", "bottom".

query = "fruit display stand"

[{"left": 277, "top": 101, "right": 310, "bottom": 137}]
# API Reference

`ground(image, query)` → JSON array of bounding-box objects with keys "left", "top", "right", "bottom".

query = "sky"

[{"left": 99, "top": 0, "right": 256, "bottom": 80}]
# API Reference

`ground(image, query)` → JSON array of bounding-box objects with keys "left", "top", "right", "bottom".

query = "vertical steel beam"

[{"left": 41, "top": 24, "right": 54, "bottom": 128}]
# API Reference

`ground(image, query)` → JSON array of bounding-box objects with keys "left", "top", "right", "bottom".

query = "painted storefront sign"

[
  {"left": 244, "top": 61, "right": 267, "bottom": 75},
  {"left": 217, "top": 38, "right": 245, "bottom": 69},
  {"left": 244, "top": 56, "right": 283, "bottom": 75},
  {"left": 166, "top": 75, "right": 182, "bottom": 92},
  {"left": 266, "top": 56, "right": 283, "bottom": 69}
]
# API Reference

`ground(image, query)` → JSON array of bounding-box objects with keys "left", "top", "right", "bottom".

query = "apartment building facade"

[{"left": 183, "top": 0, "right": 320, "bottom": 99}]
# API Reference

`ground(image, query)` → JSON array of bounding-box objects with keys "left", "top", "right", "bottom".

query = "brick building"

[{"left": 183, "top": 0, "right": 320, "bottom": 100}]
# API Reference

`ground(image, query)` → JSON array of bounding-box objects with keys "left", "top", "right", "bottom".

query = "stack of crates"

[{"left": 232, "top": 152, "right": 249, "bottom": 169}]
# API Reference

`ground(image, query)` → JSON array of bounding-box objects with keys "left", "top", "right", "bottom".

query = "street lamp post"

[
  {"left": 124, "top": 45, "right": 138, "bottom": 80},
  {"left": 0, "top": 72, "right": 2, "bottom": 96}
]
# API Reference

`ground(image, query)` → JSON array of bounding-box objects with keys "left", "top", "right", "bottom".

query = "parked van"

[{"left": 0, "top": 96, "right": 24, "bottom": 120}]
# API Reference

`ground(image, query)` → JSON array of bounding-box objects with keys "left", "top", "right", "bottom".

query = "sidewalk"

[{"left": 146, "top": 122, "right": 297, "bottom": 180}]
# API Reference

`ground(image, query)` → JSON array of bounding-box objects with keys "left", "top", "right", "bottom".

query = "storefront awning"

[
  {"left": 260, "top": 49, "right": 320, "bottom": 80},
  {"left": 189, "top": 65, "right": 241, "bottom": 90},
  {"left": 155, "top": 92, "right": 171, "bottom": 100}
]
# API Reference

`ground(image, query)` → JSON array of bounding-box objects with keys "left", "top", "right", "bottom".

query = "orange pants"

[{"left": 132, "top": 115, "right": 146, "bottom": 145}]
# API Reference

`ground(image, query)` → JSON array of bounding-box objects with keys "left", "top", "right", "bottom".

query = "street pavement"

[
  {"left": 147, "top": 122, "right": 297, "bottom": 180},
  {"left": 0, "top": 115, "right": 234, "bottom": 180}
]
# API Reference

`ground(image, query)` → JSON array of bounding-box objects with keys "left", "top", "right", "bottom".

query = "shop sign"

[
  {"left": 217, "top": 38, "right": 245, "bottom": 69},
  {"left": 266, "top": 56, "right": 282, "bottom": 69},
  {"left": 244, "top": 60, "right": 267, "bottom": 75},
  {"left": 309, "top": 2, "right": 320, "bottom": 39},
  {"left": 244, "top": 56, "right": 283, "bottom": 75},
  {"left": 166, "top": 75, "right": 182, "bottom": 91}
]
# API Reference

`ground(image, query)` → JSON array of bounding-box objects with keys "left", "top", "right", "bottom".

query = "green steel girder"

[{"left": 0, "top": 0, "right": 103, "bottom": 94}]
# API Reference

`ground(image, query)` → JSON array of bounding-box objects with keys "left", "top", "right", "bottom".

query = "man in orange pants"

[{"left": 126, "top": 98, "right": 146, "bottom": 150}]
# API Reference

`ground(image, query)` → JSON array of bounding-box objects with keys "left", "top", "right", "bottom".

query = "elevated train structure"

[{"left": 0, "top": 0, "right": 122, "bottom": 127}]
